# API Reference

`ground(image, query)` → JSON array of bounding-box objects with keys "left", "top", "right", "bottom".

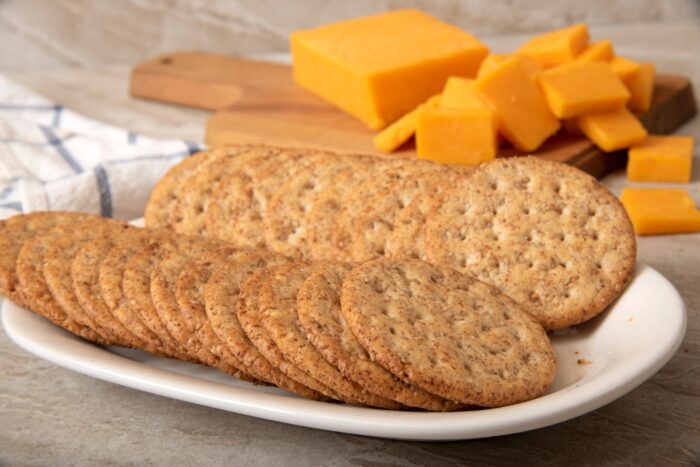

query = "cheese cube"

[
  {"left": 373, "top": 94, "right": 441, "bottom": 153},
  {"left": 440, "top": 77, "right": 491, "bottom": 110},
  {"left": 416, "top": 108, "right": 497, "bottom": 165},
  {"left": 610, "top": 57, "right": 641, "bottom": 82},
  {"left": 610, "top": 57, "right": 655, "bottom": 112},
  {"left": 476, "top": 57, "right": 560, "bottom": 152},
  {"left": 517, "top": 23, "right": 590, "bottom": 68},
  {"left": 574, "top": 40, "right": 615, "bottom": 63},
  {"left": 290, "top": 9, "right": 488, "bottom": 130},
  {"left": 538, "top": 62, "right": 630, "bottom": 118},
  {"left": 627, "top": 135, "right": 694, "bottom": 182},
  {"left": 477, "top": 54, "right": 542, "bottom": 79},
  {"left": 620, "top": 188, "right": 700, "bottom": 235},
  {"left": 577, "top": 107, "right": 648, "bottom": 152}
]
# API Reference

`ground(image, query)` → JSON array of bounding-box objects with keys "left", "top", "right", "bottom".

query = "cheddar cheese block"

[
  {"left": 440, "top": 77, "right": 491, "bottom": 110},
  {"left": 476, "top": 57, "right": 560, "bottom": 152},
  {"left": 538, "top": 61, "right": 629, "bottom": 119},
  {"left": 577, "top": 107, "right": 648, "bottom": 152},
  {"left": 627, "top": 135, "right": 694, "bottom": 182},
  {"left": 621, "top": 188, "right": 700, "bottom": 235},
  {"left": 517, "top": 23, "right": 590, "bottom": 68},
  {"left": 574, "top": 40, "right": 615, "bottom": 63},
  {"left": 372, "top": 94, "right": 442, "bottom": 153},
  {"left": 416, "top": 108, "right": 497, "bottom": 165},
  {"left": 290, "top": 9, "right": 488, "bottom": 130}
]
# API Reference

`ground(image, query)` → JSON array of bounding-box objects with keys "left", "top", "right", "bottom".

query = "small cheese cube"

[
  {"left": 291, "top": 9, "right": 488, "bottom": 130},
  {"left": 476, "top": 57, "right": 560, "bottom": 152},
  {"left": 373, "top": 94, "right": 441, "bottom": 153},
  {"left": 538, "top": 62, "right": 630, "bottom": 118},
  {"left": 627, "top": 135, "right": 694, "bottom": 182},
  {"left": 477, "top": 54, "right": 542, "bottom": 79},
  {"left": 610, "top": 57, "right": 655, "bottom": 112},
  {"left": 416, "top": 108, "right": 497, "bottom": 166},
  {"left": 620, "top": 188, "right": 700, "bottom": 235},
  {"left": 517, "top": 23, "right": 590, "bottom": 68},
  {"left": 574, "top": 40, "right": 615, "bottom": 63},
  {"left": 577, "top": 107, "right": 648, "bottom": 152},
  {"left": 440, "top": 77, "right": 491, "bottom": 110},
  {"left": 610, "top": 57, "right": 641, "bottom": 82}
]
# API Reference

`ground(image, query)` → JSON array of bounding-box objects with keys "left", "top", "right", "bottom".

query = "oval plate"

[{"left": 1, "top": 263, "right": 686, "bottom": 440}]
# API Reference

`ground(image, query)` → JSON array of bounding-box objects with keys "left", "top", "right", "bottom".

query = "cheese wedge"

[
  {"left": 627, "top": 135, "right": 694, "bottom": 182},
  {"left": 517, "top": 23, "right": 590, "bottom": 68},
  {"left": 290, "top": 9, "right": 488, "bottom": 130},
  {"left": 621, "top": 188, "right": 700, "bottom": 235},
  {"left": 373, "top": 94, "right": 441, "bottom": 153}
]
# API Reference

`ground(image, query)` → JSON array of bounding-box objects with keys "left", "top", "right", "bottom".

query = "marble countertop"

[{"left": 1, "top": 20, "right": 699, "bottom": 466}]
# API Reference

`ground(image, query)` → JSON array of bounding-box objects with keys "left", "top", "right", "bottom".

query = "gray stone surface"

[{"left": 0, "top": 18, "right": 699, "bottom": 467}]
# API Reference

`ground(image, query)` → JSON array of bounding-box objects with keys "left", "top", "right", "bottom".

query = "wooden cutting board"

[{"left": 130, "top": 51, "right": 697, "bottom": 178}]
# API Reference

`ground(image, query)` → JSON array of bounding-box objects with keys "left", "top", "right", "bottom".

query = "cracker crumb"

[
  {"left": 628, "top": 316, "right": 635, "bottom": 322},
  {"left": 577, "top": 358, "right": 592, "bottom": 365}
]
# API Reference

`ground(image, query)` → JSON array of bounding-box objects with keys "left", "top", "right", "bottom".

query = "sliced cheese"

[
  {"left": 577, "top": 107, "right": 647, "bottom": 152},
  {"left": 574, "top": 40, "right": 614, "bottom": 63},
  {"left": 620, "top": 188, "right": 700, "bottom": 235},
  {"left": 517, "top": 23, "right": 590, "bottom": 68},
  {"left": 290, "top": 9, "right": 488, "bottom": 130},
  {"left": 372, "top": 94, "right": 441, "bottom": 153},
  {"left": 627, "top": 135, "right": 694, "bottom": 182}
]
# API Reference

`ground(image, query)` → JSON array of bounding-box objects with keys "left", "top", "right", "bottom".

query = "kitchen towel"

[{"left": 0, "top": 74, "right": 202, "bottom": 221}]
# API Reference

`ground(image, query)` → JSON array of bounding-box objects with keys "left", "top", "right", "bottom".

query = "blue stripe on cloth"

[
  {"left": 0, "top": 201, "right": 22, "bottom": 211},
  {"left": 52, "top": 107, "right": 63, "bottom": 127},
  {"left": 0, "top": 104, "right": 61, "bottom": 111},
  {"left": 127, "top": 131, "right": 138, "bottom": 144},
  {"left": 40, "top": 126, "right": 83, "bottom": 173},
  {"left": 185, "top": 141, "right": 202, "bottom": 155},
  {"left": 93, "top": 166, "right": 113, "bottom": 217},
  {"left": 0, "top": 185, "right": 13, "bottom": 201}
]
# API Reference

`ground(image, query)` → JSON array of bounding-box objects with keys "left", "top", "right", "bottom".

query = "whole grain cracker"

[
  {"left": 199, "top": 252, "right": 328, "bottom": 400},
  {"left": 348, "top": 169, "right": 451, "bottom": 262},
  {"left": 331, "top": 160, "right": 441, "bottom": 260},
  {"left": 235, "top": 268, "right": 341, "bottom": 400},
  {"left": 263, "top": 153, "right": 371, "bottom": 259},
  {"left": 172, "top": 146, "right": 274, "bottom": 235},
  {"left": 259, "top": 263, "right": 402, "bottom": 409},
  {"left": 424, "top": 157, "right": 637, "bottom": 329},
  {"left": 204, "top": 147, "right": 322, "bottom": 248},
  {"left": 341, "top": 258, "right": 557, "bottom": 407},
  {"left": 297, "top": 263, "right": 461, "bottom": 411}
]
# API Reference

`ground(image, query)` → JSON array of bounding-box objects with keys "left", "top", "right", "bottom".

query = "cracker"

[
  {"left": 14, "top": 214, "right": 126, "bottom": 343},
  {"left": 235, "top": 268, "right": 341, "bottom": 400},
  {"left": 424, "top": 157, "right": 637, "bottom": 329},
  {"left": 340, "top": 258, "right": 557, "bottom": 407},
  {"left": 258, "top": 263, "right": 402, "bottom": 408},
  {"left": 305, "top": 158, "right": 413, "bottom": 261},
  {"left": 44, "top": 221, "right": 136, "bottom": 346},
  {"left": 72, "top": 234, "right": 150, "bottom": 351},
  {"left": 172, "top": 146, "right": 274, "bottom": 235},
  {"left": 204, "top": 147, "right": 319, "bottom": 248},
  {"left": 331, "top": 160, "right": 441, "bottom": 260},
  {"left": 297, "top": 263, "right": 462, "bottom": 411},
  {"left": 149, "top": 241, "right": 260, "bottom": 383},
  {"left": 348, "top": 169, "right": 451, "bottom": 262},
  {"left": 263, "top": 153, "right": 370, "bottom": 258},
  {"left": 198, "top": 251, "right": 328, "bottom": 400}
]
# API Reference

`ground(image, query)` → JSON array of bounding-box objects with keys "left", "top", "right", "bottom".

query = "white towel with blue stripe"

[{"left": 0, "top": 74, "right": 202, "bottom": 221}]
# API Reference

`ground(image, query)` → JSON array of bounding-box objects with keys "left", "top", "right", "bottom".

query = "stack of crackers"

[{"left": 0, "top": 145, "right": 637, "bottom": 410}]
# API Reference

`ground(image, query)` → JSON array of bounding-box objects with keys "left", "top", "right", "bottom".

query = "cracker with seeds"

[
  {"left": 424, "top": 157, "right": 636, "bottom": 330},
  {"left": 172, "top": 146, "right": 275, "bottom": 235},
  {"left": 235, "top": 268, "right": 341, "bottom": 400},
  {"left": 341, "top": 258, "right": 557, "bottom": 407},
  {"left": 297, "top": 262, "right": 462, "bottom": 411},
  {"left": 259, "top": 263, "right": 402, "bottom": 408}
]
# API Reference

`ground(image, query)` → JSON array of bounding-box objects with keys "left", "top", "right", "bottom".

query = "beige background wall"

[{"left": 1, "top": 0, "right": 699, "bottom": 70}]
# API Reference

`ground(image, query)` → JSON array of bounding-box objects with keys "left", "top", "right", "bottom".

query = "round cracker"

[
  {"left": 172, "top": 146, "right": 274, "bottom": 235},
  {"left": 258, "top": 263, "right": 402, "bottom": 409},
  {"left": 297, "top": 263, "right": 462, "bottom": 411},
  {"left": 340, "top": 258, "right": 557, "bottom": 407},
  {"left": 235, "top": 268, "right": 340, "bottom": 400},
  {"left": 424, "top": 157, "right": 637, "bottom": 330}
]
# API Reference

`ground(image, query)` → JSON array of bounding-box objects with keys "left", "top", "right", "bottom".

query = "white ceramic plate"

[{"left": 1, "top": 263, "right": 686, "bottom": 441}]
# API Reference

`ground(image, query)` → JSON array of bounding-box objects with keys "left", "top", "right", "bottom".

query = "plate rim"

[{"left": 1, "top": 263, "right": 687, "bottom": 441}]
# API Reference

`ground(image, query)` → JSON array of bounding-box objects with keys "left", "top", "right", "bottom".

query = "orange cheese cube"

[
  {"left": 620, "top": 188, "right": 700, "bottom": 235},
  {"left": 517, "top": 23, "right": 590, "bottom": 68},
  {"left": 416, "top": 108, "right": 497, "bottom": 166},
  {"left": 477, "top": 54, "right": 542, "bottom": 79},
  {"left": 577, "top": 107, "right": 647, "bottom": 152},
  {"left": 538, "top": 62, "right": 630, "bottom": 118},
  {"left": 627, "top": 135, "right": 694, "bottom": 182},
  {"left": 476, "top": 57, "right": 560, "bottom": 152},
  {"left": 610, "top": 57, "right": 640, "bottom": 82},
  {"left": 610, "top": 57, "right": 655, "bottom": 112},
  {"left": 290, "top": 9, "right": 488, "bottom": 130},
  {"left": 574, "top": 39, "right": 615, "bottom": 63},
  {"left": 440, "top": 77, "right": 491, "bottom": 110},
  {"left": 372, "top": 94, "right": 441, "bottom": 153}
]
